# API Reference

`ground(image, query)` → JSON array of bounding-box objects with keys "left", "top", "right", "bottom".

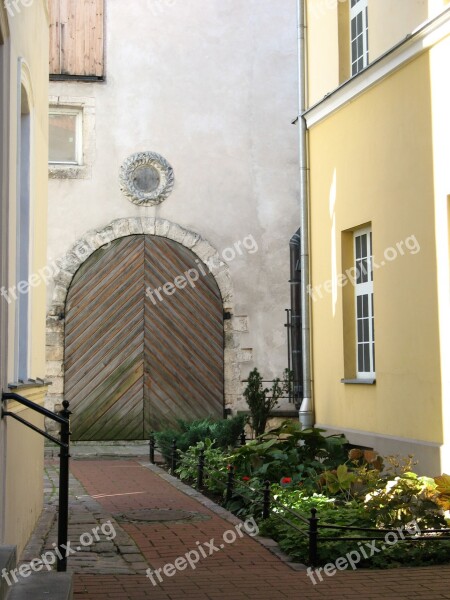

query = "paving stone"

[{"left": 21, "top": 451, "right": 450, "bottom": 600}]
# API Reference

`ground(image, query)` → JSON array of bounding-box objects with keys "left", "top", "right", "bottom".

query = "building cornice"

[{"left": 303, "top": 7, "right": 450, "bottom": 128}]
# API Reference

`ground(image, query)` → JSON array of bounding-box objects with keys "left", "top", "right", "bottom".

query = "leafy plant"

[
  {"left": 260, "top": 485, "right": 450, "bottom": 568},
  {"left": 321, "top": 464, "right": 358, "bottom": 497},
  {"left": 434, "top": 474, "right": 450, "bottom": 512},
  {"left": 175, "top": 439, "right": 229, "bottom": 494},
  {"left": 320, "top": 448, "right": 385, "bottom": 499},
  {"left": 229, "top": 420, "right": 349, "bottom": 484},
  {"left": 243, "top": 368, "right": 290, "bottom": 436},
  {"left": 154, "top": 415, "right": 247, "bottom": 463},
  {"left": 364, "top": 471, "right": 446, "bottom": 529}
]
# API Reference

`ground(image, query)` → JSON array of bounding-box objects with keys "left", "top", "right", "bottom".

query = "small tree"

[{"left": 243, "top": 368, "right": 288, "bottom": 437}]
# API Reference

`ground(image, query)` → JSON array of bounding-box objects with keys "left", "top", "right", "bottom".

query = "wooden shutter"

[{"left": 49, "top": 0, "right": 104, "bottom": 78}]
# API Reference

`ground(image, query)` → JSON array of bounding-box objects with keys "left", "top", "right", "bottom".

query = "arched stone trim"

[{"left": 46, "top": 218, "right": 249, "bottom": 428}]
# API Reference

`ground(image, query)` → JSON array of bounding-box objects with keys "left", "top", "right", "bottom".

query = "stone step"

[
  {"left": 6, "top": 573, "right": 73, "bottom": 600},
  {"left": 0, "top": 547, "right": 16, "bottom": 600}
]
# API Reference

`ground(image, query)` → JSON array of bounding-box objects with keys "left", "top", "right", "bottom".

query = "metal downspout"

[{"left": 297, "top": 0, "right": 314, "bottom": 428}]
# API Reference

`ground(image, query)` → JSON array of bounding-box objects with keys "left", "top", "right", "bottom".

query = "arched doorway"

[{"left": 64, "top": 235, "right": 224, "bottom": 440}]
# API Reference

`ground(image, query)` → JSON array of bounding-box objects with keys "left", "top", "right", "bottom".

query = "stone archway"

[{"left": 45, "top": 218, "right": 249, "bottom": 431}]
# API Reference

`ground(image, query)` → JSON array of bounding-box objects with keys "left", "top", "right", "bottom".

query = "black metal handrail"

[{"left": 1, "top": 392, "right": 71, "bottom": 572}]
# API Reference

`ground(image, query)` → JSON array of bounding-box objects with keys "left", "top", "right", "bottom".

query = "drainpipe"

[
  {"left": 297, "top": 0, "right": 314, "bottom": 429},
  {"left": 289, "top": 229, "right": 302, "bottom": 408}
]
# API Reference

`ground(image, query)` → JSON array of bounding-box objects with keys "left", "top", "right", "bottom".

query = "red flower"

[
  {"left": 242, "top": 476, "right": 250, "bottom": 482},
  {"left": 281, "top": 477, "right": 292, "bottom": 484}
]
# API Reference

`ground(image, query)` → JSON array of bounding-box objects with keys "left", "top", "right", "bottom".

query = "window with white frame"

[
  {"left": 354, "top": 227, "right": 375, "bottom": 378},
  {"left": 350, "top": 0, "right": 369, "bottom": 76},
  {"left": 49, "top": 107, "right": 82, "bottom": 164}
]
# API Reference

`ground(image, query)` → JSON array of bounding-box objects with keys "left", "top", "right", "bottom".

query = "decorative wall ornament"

[{"left": 119, "top": 151, "right": 174, "bottom": 206}]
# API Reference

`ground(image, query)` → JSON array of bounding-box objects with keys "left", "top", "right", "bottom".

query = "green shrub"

[
  {"left": 243, "top": 368, "right": 291, "bottom": 436},
  {"left": 154, "top": 414, "right": 247, "bottom": 463},
  {"left": 229, "top": 420, "right": 348, "bottom": 484},
  {"left": 364, "top": 471, "right": 447, "bottom": 529},
  {"left": 260, "top": 486, "right": 450, "bottom": 567}
]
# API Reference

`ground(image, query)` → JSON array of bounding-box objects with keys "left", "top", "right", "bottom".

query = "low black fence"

[{"left": 148, "top": 432, "right": 450, "bottom": 567}]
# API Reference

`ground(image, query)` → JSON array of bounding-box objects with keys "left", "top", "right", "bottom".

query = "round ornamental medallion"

[{"left": 119, "top": 152, "right": 174, "bottom": 206}]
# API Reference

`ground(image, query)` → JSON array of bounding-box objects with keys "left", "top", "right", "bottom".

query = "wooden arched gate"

[{"left": 64, "top": 235, "right": 224, "bottom": 440}]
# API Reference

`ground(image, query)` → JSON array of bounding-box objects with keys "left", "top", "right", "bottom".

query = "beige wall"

[
  {"left": 47, "top": 0, "right": 299, "bottom": 415},
  {"left": 308, "top": 53, "right": 442, "bottom": 459}
]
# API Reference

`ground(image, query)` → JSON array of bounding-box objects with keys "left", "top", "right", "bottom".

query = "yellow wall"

[
  {"left": 6, "top": 0, "right": 49, "bottom": 380},
  {"left": 308, "top": 52, "right": 442, "bottom": 443},
  {"left": 369, "top": 0, "right": 427, "bottom": 60},
  {"left": 0, "top": 0, "right": 49, "bottom": 554},
  {"left": 3, "top": 388, "right": 46, "bottom": 555},
  {"left": 306, "top": 0, "right": 448, "bottom": 107},
  {"left": 428, "top": 34, "right": 450, "bottom": 469},
  {"left": 306, "top": 0, "right": 340, "bottom": 106}
]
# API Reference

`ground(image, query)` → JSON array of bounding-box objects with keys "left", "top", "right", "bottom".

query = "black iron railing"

[{"left": 1, "top": 392, "right": 71, "bottom": 572}]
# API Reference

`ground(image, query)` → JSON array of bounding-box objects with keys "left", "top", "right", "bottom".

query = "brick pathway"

[{"left": 51, "top": 458, "right": 450, "bottom": 600}]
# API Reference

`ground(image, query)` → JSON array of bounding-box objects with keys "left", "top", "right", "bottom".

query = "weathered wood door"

[{"left": 65, "top": 235, "right": 224, "bottom": 440}]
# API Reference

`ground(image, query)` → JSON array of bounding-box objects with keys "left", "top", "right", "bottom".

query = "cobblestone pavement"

[
  {"left": 21, "top": 457, "right": 450, "bottom": 599},
  {"left": 20, "top": 459, "right": 148, "bottom": 575}
]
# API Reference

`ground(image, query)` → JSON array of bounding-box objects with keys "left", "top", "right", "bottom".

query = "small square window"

[{"left": 49, "top": 109, "right": 82, "bottom": 165}]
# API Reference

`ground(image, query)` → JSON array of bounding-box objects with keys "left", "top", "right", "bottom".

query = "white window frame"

[
  {"left": 350, "top": 0, "right": 369, "bottom": 76},
  {"left": 48, "top": 107, "right": 83, "bottom": 166},
  {"left": 354, "top": 227, "right": 375, "bottom": 379}
]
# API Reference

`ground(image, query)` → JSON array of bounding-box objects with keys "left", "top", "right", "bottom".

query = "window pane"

[
  {"left": 357, "top": 34, "right": 363, "bottom": 58},
  {"left": 361, "top": 234, "right": 367, "bottom": 258},
  {"left": 362, "top": 294, "right": 368, "bottom": 317},
  {"left": 49, "top": 113, "right": 77, "bottom": 163},
  {"left": 358, "top": 319, "right": 363, "bottom": 342},
  {"left": 358, "top": 345, "right": 364, "bottom": 372},
  {"left": 355, "top": 235, "right": 361, "bottom": 259},
  {"left": 361, "top": 258, "right": 368, "bottom": 283},
  {"left": 363, "top": 344, "right": 370, "bottom": 372},
  {"left": 362, "top": 319, "right": 368, "bottom": 342},
  {"left": 357, "top": 12, "right": 362, "bottom": 31}
]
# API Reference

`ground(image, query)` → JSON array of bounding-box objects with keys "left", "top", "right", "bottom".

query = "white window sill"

[
  {"left": 49, "top": 164, "right": 90, "bottom": 180},
  {"left": 341, "top": 378, "right": 376, "bottom": 385}
]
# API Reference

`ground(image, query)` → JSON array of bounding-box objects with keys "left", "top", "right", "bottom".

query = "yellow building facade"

[
  {"left": 304, "top": 0, "right": 450, "bottom": 474},
  {"left": 0, "top": 1, "right": 49, "bottom": 554}
]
